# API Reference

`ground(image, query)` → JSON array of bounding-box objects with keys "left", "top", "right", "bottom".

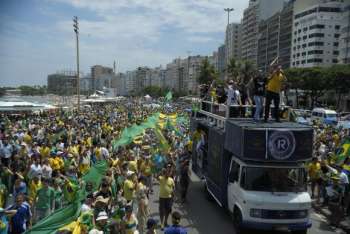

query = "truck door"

[{"left": 227, "top": 158, "right": 241, "bottom": 213}]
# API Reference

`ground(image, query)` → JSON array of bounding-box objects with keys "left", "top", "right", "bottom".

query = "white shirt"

[
  {"left": 28, "top": 164, "right": 42, "bottom": 179},
  {"left": 42, "top": 164, "right": 53, "bottom": 179}
]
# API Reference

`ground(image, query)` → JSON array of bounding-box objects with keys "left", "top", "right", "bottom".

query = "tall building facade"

[
  {"left": 91, "top": 65, "right": 114, "bottom": 91},
  {"left": 225, "top": 23, "right": 242, "bottom": 65},
  {"left": 339, "top": 3, "right": 350, "bottom": 64},
  {"left": 47, "top": 71, "right": 78, "bottom": 95},
  {"left": 257, "top": 1, "right": 294, "bottom": 73},
  {"left": 291, "top": 0, "right": 346, "bottom": 68},
  {"left": 241, "top": 0, "right": 286, "bottom": 64}
]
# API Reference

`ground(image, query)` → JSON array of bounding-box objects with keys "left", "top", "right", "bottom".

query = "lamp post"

[
  {"left": 73, "top": 16, "right": 80, "bottom": 112},
  {"left": 224, "top": 8, "right": 234, "bottom": 26}
]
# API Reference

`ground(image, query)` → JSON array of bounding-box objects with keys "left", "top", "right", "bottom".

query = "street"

[{"left": 148, "top": 172, "right": 345, "bottom": 234}]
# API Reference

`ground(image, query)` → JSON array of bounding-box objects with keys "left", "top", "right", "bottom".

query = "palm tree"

[
  {"left": 197, "top": 57, "right": 218, "bottom": 84},
  {"left": 226, "top": 58, "right": 241, "bottom": 82},
  {"left": 239, "top": 60, "right": 255, "bottom": 85}
]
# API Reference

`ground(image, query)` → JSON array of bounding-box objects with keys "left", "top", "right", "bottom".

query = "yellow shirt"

[
  {"left": 308, "top": 162, "right": 321, "bottom": 179},
  {"left": 39, "top": 146, "right": 50, "bottom": 158},
  {"left": 23, "top": 134, "right": 32, "bottom": 144},
  {"left": 267, "top": 71, "right": 285, "bottom": 93},
  {"left": 140, "top": 162, "right": 152, "bottom": 177},
  {"left": 29, "top": 180, "right": 42, "bottom": 202},
  {"left": 159, "top": 176, "right": 175, "bottom": 198},
  {"left": 49, "top": 157, "right": 64, "bottom": 170},
  {"left": 128, "top": 160, "right": 138, "bottom": 173},
  {"left": 123, "top": 179, "right": 135, "bottom": 201}
]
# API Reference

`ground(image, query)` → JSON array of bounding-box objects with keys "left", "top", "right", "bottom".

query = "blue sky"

[{"left": 0, "top": 0, "right": 248, "bottom": 86}]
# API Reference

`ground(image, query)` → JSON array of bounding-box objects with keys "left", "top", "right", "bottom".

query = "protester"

[
  {"left": 247, "top": 71, "right": 266, "bottom": 121},
  {"left": 164, "top": 211, "right": 187, "bottom": 234},
  {"left": 264, "top": 65, "right": 287, "bottom": 122}
]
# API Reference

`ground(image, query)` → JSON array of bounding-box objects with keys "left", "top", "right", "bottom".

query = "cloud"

[
  {"left": 187, "top": 35, "right": 214, "bottom": 43},
  {"left": 0, "top": 0, "right": 250, "bottom": 86}
]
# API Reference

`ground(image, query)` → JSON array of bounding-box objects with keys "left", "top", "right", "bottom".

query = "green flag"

[{"left": 165, "top": 91, "right": 172, "bottom": 101}]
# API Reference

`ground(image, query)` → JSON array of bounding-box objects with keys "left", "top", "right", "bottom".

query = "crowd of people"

[
  {"left": 308, "top": 122, "right": 350, "bottom": 228},
  {"left": 0, "top": 101, "right": 191, "bottom": 234}
]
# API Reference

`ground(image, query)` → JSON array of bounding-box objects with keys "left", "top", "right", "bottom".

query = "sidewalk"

[{"left": 312, "top": 202, "right": 350, "bottom": 233}]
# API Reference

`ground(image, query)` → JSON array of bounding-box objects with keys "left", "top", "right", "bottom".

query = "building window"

[
  {"left": 302, "top": 44, "right": 307, "bottom": 48},
  {"left": 297, "top": 45, "right": 301, "bottom": 49},
  {"left": 298, "top": 37, "right": 301, "bottom": 41},
  {"left": 333, "top": 51, "right": 339, "bottom": 55},
  {"left": 307, "top": 58, "right": 323, "bottom": 63},
  {"left": 303, "top": 35, "right": 307, "bottom": 40},
  {"left": 292, "top": 62, "right": 295, "bottom": 66},
  {"left": 302, "top": 52, "right": 306, "bottom": 56},
  {"left": 308, "top": 41, "right": 324, "bottom": 46},
  {"left": 297, "top": 53, "right": 300, "bottom": 57},
  {"left": 309, "top": 24, "right": 325, "bottom": 30},
  {"left": 296, "top": 61, "right": 300, "bottom": 65},
  {"left": 334, "top": 34, "right": 340, "bottom": 38},
  {"left": 303, "top": 27, "right": 308, "bottom": 31},
  {"left": 335, "top": 25, "right": 340, "bottom": 30},
  {"left": 332, "top": 59, "right": 338, "bottom": 63},
  {"left": 309, "top": 33, "right": 325, "bottom": 38},
  {"left": 301, "top": 60, "right": 306, "bottom": 64},
  {"left": 298, "top": 29, "right": 301, "bottom": 33},
  {"left": 308, "top": 50, "right": 324, "bottom": 55},
  {"left": 334, "top": 42, "right": 339, "bottom": 46}
]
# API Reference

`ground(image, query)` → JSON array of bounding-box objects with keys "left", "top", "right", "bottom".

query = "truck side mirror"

[{"left": 229, "top": 171, "right": 238, "bottom": 183}]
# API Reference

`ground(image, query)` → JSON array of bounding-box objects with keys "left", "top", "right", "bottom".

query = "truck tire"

[
  {"left": 292, "top": 230, "right": 307, "bottom": 234},
  {"left": 233, "top": 208, "right": 245, "bottom": 234}
]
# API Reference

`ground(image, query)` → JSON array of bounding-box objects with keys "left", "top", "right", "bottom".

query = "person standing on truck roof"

[
  {"left": 247, "top": 71, "right": 266, "bottom": 121},
  {"left": 226, "top": 80, "right": 242, "bottom": 106},
  {"left": 264, "top": 65, "right": 287, "bottom": 122}
]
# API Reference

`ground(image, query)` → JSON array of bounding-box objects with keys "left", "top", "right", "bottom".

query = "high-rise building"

[
  {"left": 225, "top": 23, "right": 242, "bottom": 65},
  {"left": 125, "top": 70, "right": 137, "bottom": 95},
  {"left": 47, "top": 71, "right": 78, "bottom": 95},
  {"left": 91, "top": 65, "right": 114, "bottom": 91},
  {"left": 339, "top": 3, "right": 350, "bottom": 64},
  {"left": 257, "top": 1, "right": 294, "bottom": 73},
  {"left": 291, "top": 0, "right": 346, "bottom": 68},
  {"left": 241, "top": 0, "right": 286, "bottom": 65}
]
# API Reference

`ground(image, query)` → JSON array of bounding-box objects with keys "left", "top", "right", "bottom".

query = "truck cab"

[
  {"left": 228, "top": 158, "right": 311, "bottom": 233},
  {"left": 191, "top": 101, "right": 313, "bottom": 234}
]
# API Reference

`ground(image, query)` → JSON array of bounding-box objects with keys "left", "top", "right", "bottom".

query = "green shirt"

[{"left": 36, "top": 186, "right": 55, "bottom": 210}]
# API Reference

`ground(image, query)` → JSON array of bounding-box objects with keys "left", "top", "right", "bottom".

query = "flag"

[
  {"left": 336, "top": 139, "right": 350, "bottom": 163},
  {"left": 154, "top": 127, "right": 170, "bottom": 153},
  {"left": 165, "top": 91, "right": 172, "bottom": 101}
]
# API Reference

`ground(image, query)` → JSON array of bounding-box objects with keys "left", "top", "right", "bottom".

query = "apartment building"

[{"left": 291, "top": 0, "right": 346, "bottom": 67}]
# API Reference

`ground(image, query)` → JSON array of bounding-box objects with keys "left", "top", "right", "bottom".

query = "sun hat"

[
  {"left": 96, "top": 211, "right": 108, "bottom": 221},
  {"left": 93, "top": 196, "right": 109, "bottom": 206}
]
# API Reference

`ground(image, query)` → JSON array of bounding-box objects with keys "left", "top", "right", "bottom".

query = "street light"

[
  {"left": 73, "top": 16, "right": 80, "bottom": 112},
  {"left": 224, "top": 8, "right": 234, "bottom": 26}
]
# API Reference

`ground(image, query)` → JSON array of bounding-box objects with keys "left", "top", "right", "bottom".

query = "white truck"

[{"left": 191, "top": 102, "right": 312, "bottom": 234}]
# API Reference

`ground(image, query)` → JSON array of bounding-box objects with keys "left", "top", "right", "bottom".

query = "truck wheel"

[
  {"left": 292, "top": 230, "right": 307, "bottom": 234},
  {"left": 233, "top": 209, "right": 245, "bottom": 234}
]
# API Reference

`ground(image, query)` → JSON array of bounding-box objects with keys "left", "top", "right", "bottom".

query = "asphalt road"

[{"left": 147, "top": 172, "right": 345, "bottom": 234}]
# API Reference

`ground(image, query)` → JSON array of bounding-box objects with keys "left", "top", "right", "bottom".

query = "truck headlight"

[{"left": 250, "top": 209, "right": 262, "bottom": 218}]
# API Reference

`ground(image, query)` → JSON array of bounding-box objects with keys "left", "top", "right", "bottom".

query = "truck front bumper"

[{"left": 241, "top": 220, "right": 312, "bottom": 231}]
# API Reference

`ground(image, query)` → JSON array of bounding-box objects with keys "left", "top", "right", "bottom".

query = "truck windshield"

[{"left": 242, "top": 167, "right": 307, "bottom": 192}]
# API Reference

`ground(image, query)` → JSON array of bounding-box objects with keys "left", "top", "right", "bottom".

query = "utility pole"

[
  {"left": 73, "top": 16, "right": 80, "bottom": 112},
  {"left": 224, "top": 8, "right": 234, "bottom": 26}
]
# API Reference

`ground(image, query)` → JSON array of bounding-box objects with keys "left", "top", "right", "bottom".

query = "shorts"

[{"left": 159, "top": 197, "right": 172, "bottom": 215}]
